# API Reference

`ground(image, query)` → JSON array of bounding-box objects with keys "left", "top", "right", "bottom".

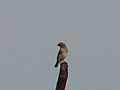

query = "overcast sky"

[{"left": 0, "top": 0, "right": 120, "bottom": 90}]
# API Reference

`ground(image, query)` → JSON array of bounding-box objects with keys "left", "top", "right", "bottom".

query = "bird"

[{"left": 54, "top": 42, "right": 68, "bottom": 67}]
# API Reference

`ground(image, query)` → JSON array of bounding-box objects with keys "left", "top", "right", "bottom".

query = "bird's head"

[{"left": 57, "top": 42, "right": 66, "bottom": 48}]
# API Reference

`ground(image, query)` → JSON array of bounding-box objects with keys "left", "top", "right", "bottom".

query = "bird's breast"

[
  {"left": 62, "top": 52, "right": 68, "bottom": 57},
  {"left": 61, "top": 48, "right": 68, "bottom": 57}
]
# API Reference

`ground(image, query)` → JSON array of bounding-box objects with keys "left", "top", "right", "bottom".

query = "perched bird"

[{"left": 54, "top": 42, "right": 68, "bottom": 67}]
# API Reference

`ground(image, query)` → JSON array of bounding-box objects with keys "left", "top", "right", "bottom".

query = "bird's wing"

[{"left": 57, "top": 50, "right": 63, "bottom": 62}]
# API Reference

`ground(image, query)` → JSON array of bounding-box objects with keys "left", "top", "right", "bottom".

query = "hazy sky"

[{"left": 0, "top": 0, "right": 120, "bottom": 90}]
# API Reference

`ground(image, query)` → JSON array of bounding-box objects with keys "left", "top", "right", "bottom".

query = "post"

[{"left": 55, "top": 62, "right": 68, "bottom": 90}]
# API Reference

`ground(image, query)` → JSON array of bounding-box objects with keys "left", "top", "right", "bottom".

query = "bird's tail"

[{"left": 54, "top": 62, "right": 59, "bottom": 67}]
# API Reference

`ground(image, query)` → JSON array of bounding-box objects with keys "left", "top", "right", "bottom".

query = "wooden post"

[{"left": 55, "top": 62, "right": 68, "bottom": 90}]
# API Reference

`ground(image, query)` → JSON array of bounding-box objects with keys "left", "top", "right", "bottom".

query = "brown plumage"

[{"left": 54, "top": 42, "right": 68, "bottom": 67}]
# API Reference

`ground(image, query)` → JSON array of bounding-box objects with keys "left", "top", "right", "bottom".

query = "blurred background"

[{"left": 0, "top": 0, "right": 120, "bottom": 90}]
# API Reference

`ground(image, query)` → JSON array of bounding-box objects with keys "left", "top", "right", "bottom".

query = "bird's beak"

[{"left": 57, "top": 44, "right": 59, "bottom": 46}]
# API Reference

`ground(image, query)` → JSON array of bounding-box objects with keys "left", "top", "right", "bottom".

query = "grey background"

[{"left": 0, "top": 0, "right": 120, "bottom": 90}]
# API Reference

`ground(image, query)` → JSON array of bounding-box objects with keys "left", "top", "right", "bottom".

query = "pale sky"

[{"left": 0, "top": 0, "right": 120, "bottom": 90}]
